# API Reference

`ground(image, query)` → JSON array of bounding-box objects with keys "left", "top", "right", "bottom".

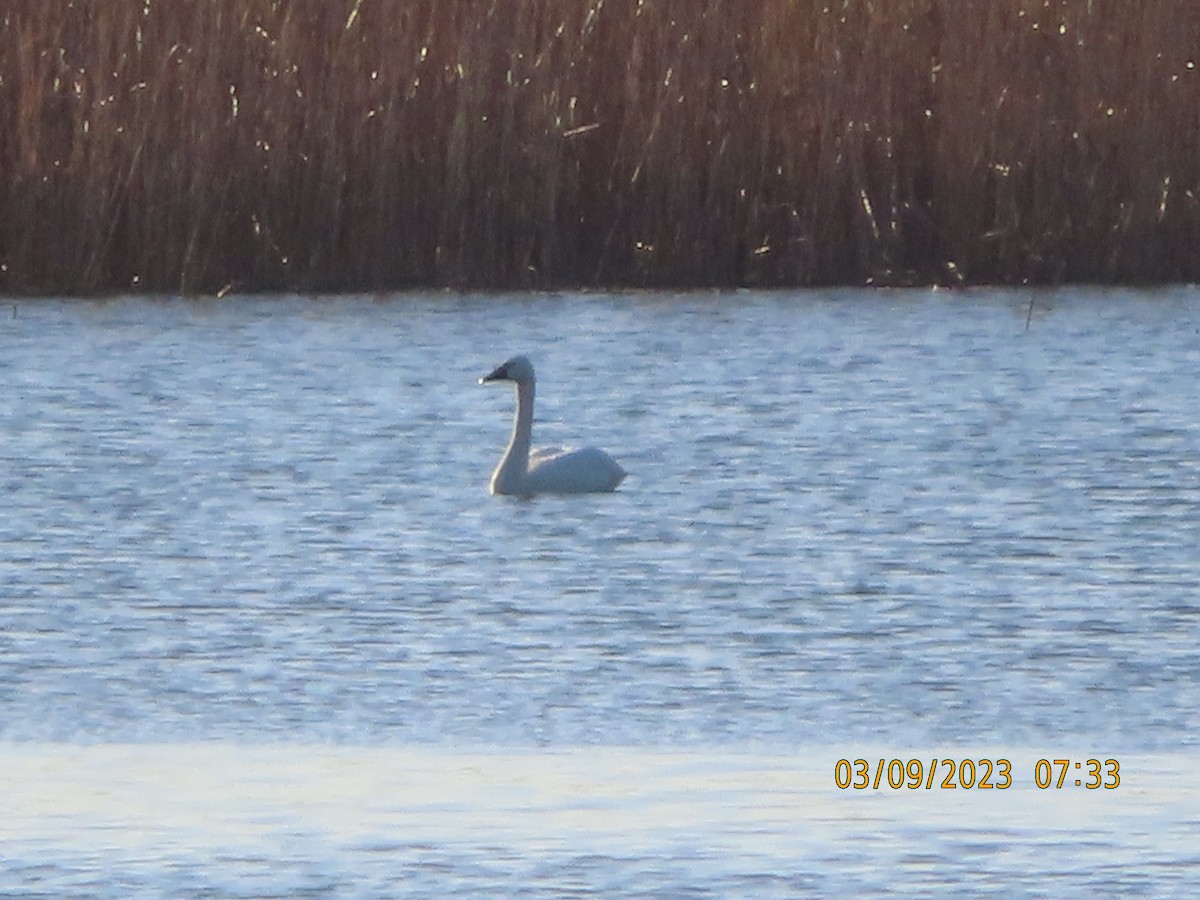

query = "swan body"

[{"left": 480, "top": 355, "right": 626, "bottom": 496}]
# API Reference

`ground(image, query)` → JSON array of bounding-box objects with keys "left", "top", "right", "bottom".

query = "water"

[{"left": 2, "top": 287, "right": 1199, "bottom": 894}]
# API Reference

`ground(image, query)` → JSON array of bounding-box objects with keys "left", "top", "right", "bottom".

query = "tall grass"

[{"left": 1, "top": 0, "right": 1198, "bottom": 295}]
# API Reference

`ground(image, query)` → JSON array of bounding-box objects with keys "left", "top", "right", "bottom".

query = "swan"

[{"left": 479, "top": 355, "right": 626, "bottom": 496}]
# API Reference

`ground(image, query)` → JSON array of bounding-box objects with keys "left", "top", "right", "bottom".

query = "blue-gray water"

[{"left": 2, "top": 288, "right": 1198, "bottom": 895}]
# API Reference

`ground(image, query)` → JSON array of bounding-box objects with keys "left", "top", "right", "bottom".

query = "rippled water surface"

[{"left": 2, "top": 287, "right": 1199, "bottom": 894}]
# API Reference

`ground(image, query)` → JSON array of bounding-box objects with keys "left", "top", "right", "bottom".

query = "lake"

[{"left": 1, "top": 287, "right": 1198, "bottom": 894}]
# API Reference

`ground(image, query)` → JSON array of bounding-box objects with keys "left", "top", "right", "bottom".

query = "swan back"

[{"left": 524, "top": 446, "right": 625, "bottom": 494}]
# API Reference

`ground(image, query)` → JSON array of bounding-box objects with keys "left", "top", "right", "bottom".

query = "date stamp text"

[{"left": 834, "top": 757, "right": 1120, "bottom": 790}]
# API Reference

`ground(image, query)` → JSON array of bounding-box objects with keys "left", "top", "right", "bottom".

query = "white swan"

[{"left": 479, "top": 355, "right": 626, "bottom": 496}]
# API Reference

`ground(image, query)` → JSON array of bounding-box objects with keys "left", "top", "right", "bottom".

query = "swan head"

[{"left": 480, "top": 354, "right": 535, "bottom": 386}]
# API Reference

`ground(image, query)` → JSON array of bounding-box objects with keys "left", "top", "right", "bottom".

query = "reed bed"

[{"left": 2, "top": 0, "right": 1198, "bottom": 295}]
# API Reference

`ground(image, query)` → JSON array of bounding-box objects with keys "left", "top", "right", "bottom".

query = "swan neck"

[
  {"left": 509, "top": 379, "right": 534, "bottom": 467},
  {"left": 492, "top": 378, "right": 535, "bottom": 493}
]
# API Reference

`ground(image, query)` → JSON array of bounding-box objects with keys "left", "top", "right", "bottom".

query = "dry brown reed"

[{"left": 1, "top": 0, "right": 1198, "bottom": 295}]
